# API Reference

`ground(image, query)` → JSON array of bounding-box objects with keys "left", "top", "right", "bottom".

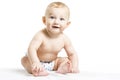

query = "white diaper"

[{"left": 40, "top": 61, "right": 55, "bottom": 71}]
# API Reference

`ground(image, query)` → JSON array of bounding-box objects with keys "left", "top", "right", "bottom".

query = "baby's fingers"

[
  {"left": 32, "top": 67, "right": 37, "bottom": 72},
  {"left": 31, "top": 67, "right": 40, "bottom": 76}
]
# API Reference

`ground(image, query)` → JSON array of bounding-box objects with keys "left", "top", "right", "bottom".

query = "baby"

[{"left": 21, "top": 1, "right": 79, "bottom": 76}]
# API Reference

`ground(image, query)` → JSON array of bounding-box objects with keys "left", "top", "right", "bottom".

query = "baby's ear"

[
  {"left": 67, "top": 21, "right": 71, "bottom": 26},
  {"left": 66, "top": 21, "right": 71, "bottom": 28},
  {"left": 42, "top": 16, "right": 46, "bottom": 24}
]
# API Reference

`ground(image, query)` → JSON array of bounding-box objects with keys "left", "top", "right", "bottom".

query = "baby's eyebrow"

[{"left": 48, "top": 13, "right": 53, "bottom": 15}]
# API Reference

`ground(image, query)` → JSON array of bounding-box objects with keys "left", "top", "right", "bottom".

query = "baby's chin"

[{"left": 50, "top": 29, "right": 62, "bottom": 34}]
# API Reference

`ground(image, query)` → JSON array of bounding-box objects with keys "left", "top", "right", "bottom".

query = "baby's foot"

[
  {"left": 38, "top": 70, "right": 49, "bottom": 76},
  {"left": 32, "top": 69, "right": 49, "bottom": 76},
  {"left": 56, "top": 61, "right": 72, "bottom": 74}
]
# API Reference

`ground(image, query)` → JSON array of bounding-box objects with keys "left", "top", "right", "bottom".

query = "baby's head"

[
  {"left": 45, "top": 2, "right": 70, "bottom": 20},
  {"left": 43, "top": 2, "right": 71, "bottom": 35}
]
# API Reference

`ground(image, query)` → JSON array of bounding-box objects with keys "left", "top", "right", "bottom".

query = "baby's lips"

[{"left": 52, "top": 25, "right": 60, "bottom": 28}]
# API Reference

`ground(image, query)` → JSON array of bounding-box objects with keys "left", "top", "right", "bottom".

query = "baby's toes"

[{"left": 38, "top": 70, "right": 49, "bottom": 76}]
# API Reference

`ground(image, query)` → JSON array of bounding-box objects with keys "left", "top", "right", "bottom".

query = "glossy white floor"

[{"left": 0, "top": 68, "right": 120, "bottom": 80}]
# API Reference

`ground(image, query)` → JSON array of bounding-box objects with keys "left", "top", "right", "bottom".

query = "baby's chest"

[{"left": 42, "top": 40, "right": 64, "bottom": 51}]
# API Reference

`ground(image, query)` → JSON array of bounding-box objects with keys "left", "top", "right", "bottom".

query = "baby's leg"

[
  {"left": 54, "top": 57, "right": 72, "bottom": 74},
  {"left": 21, "top": 56, "right": 32, "bottom": 73},
  {"left": 21, "top": 56, "right": 48, "bottom": 76}
]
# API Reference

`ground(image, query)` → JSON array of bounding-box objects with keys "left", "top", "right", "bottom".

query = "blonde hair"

[{"left": 45, "top": 2, "right": 70, "bottom": 19}]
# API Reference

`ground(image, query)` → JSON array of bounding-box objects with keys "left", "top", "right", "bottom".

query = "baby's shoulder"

[
  {"left": 62, "top": 33, "right": 69, "bottom": 39},
  {"left": 32, "top": 29, "right": 45, "bottom": 39},
  {"left": 62, "top": 33, "right": 72, "bottom": 43}
]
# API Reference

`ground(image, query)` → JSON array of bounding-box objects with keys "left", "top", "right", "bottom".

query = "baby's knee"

[
  {"left": 21, "top": 56, "right": 32, "bottom": 73},
  {"left": 21, "top": 56, "right": 28, "bottom": 65}
]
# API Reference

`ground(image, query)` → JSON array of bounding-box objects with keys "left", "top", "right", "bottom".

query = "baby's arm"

[
  {"left": 27, "top": 32, "right": 43, "bottom": 73},
  {"left": 64, "top": 36, "right": 79, "bottom": 73}
]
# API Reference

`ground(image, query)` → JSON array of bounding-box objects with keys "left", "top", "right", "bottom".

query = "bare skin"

[
  {"left": 21, "top": 2, "right": 79, "bottom": 76},
  {"left": 21, "top": 55, "right": 72, "bottom": 76},
  {"left": 21, "top": 29, "right": 79, "bottom": 76}
]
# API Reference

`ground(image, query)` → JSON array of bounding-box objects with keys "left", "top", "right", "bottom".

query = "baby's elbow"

[
  {"left": 28, "top": 46, "right": 36, "bottom": 53},
  {"left": 68, "top": 53, "right": 75, "bottom": 58}
]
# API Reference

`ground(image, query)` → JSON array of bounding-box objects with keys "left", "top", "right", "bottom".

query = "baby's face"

[{"left": 45, "top": 7, "right": 70, "bottom": 34}]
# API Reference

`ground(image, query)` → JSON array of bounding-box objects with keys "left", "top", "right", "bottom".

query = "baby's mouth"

[{"left": 52, "top": 26, "right": 59, "bottom": 28}]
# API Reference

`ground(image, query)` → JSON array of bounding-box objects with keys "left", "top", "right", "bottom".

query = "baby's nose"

[{"left": 54, "top": 19, "right": 59, "bottom": 24}]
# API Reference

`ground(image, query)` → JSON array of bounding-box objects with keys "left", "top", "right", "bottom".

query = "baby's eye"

[
  {"left": 60, "top": 18, "right": 65, "bottom": 21},
  {"left": 50, "top": 16, "right": 55, "bottom": 19}
]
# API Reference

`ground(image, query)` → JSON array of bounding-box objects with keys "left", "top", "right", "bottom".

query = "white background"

[{"left": 0, "top": 0, "right": 120, "bottom": 74}]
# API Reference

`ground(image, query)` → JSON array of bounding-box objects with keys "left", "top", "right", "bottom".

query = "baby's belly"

[{"left": 37, "top": 53, "right": 57, "bottom": 62}]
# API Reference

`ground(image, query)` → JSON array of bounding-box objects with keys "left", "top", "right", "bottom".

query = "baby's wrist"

[{"left": 31, "top": 62, "right": 40, "bottom": 66}]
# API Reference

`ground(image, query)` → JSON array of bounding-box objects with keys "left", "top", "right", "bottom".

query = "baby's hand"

[
  {"left": 31, "top": 63, "right": 43, "bottom": 76},
  {"left": 31, "top": 63, "right": 48, "bottom": 76}
]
